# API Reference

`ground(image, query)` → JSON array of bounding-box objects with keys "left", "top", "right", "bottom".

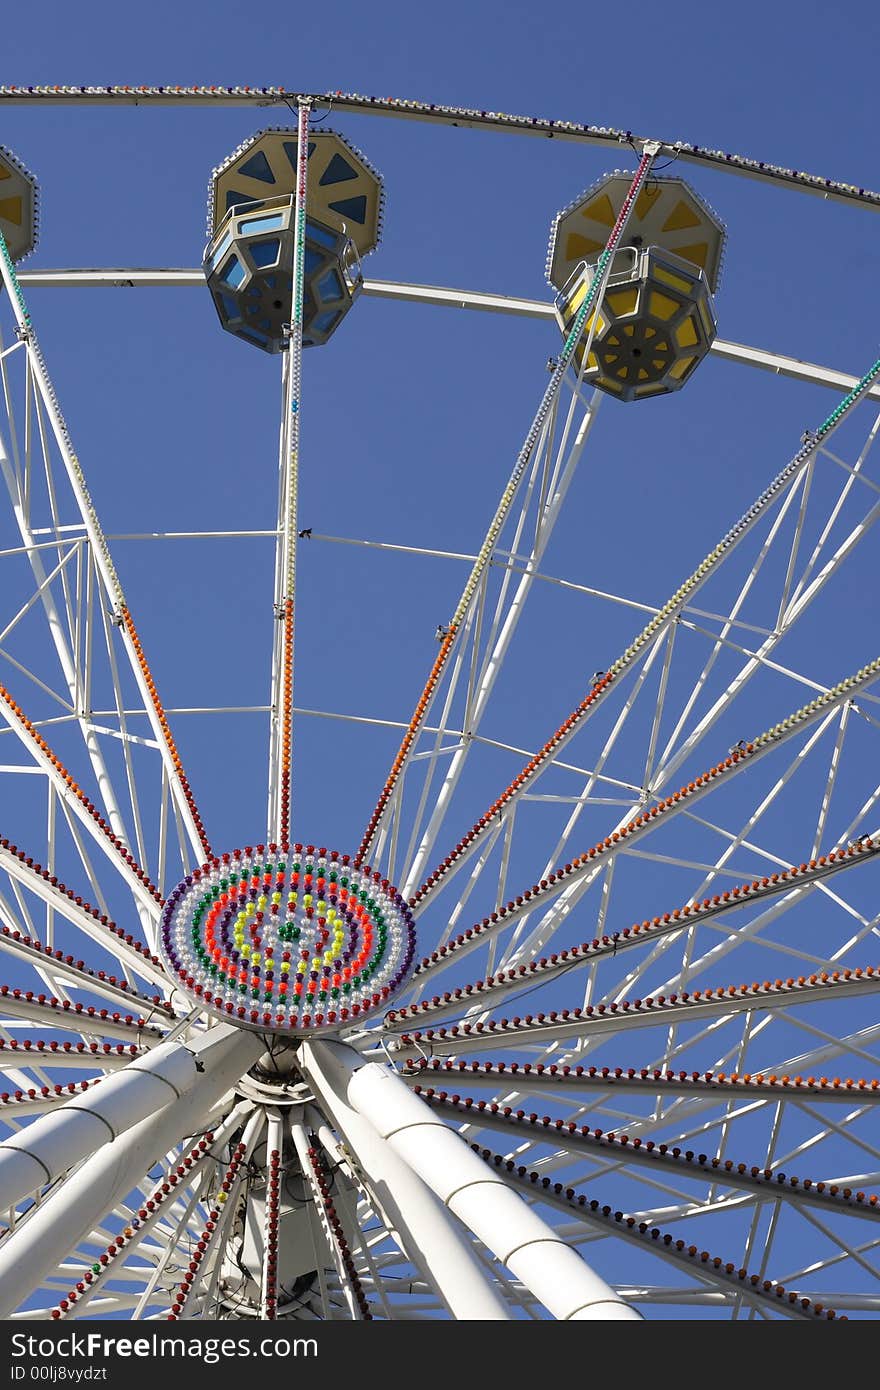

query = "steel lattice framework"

[{"left": 0, "top": 89, "right": 878, "bottom": 1321}]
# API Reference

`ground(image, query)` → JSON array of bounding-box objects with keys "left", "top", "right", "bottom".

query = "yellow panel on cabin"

[
  {"left": 653, "top": 264, "right": 693, "bottom": 294},
  {"left": 662, "top": 199, "right": 702, "bottom": 232},
  {"left": 648, "top": 290, "right": 679, "bottom": 321},
  {"left": 675, "top": 241, "right": 708, "bottom": 269},
  {"left": 0, "top": 197, "right": 23, "bottom": 226},
  {"left": 565, "top": 232, "right": 604, "bottom": 259},
  {"left": 606, "top": 287, "right": 638, "bottom": 316},
  {"left": 675, "top": 317, "right": 699, "bottom": 348},
  {"left": 634, "top": 185, "right": 662, "bottom": 220},
  {"left": 583, "top": 194, "right": 615, "bottom": 228},
  {"left": 668, "top": 355, "right": 697, "bottom": 380}
]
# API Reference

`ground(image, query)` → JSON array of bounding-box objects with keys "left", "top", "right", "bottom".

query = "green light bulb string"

[{"left": 0, "top": 230, "right": 30, "bottom": 326}]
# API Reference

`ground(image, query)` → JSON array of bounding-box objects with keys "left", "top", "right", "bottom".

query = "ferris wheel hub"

[{"left": 159, "top": 844, "right": 416, "bottom": 1037}]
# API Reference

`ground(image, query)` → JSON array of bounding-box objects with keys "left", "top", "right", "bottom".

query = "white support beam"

[
  {"left": 0, "top": 1023, "right": 261, "bottom": 1318},
  {"left": 0, "top": 1042, "right": 142, "bottom": 1071},
  {"left": 289, "top": 1116, "right": 364, "bottom": 1321},
  {"left": 0, "top": 1033, "right": 200, "bottom": 1216},
  {"left": 399, "top": 1059, "right": 880, "bottom": 1105},
  {"left": 307, "top": 1040, "right": 641, "bottom": 1320},
  {"left": 0, "top": 419, "right": 133, "bottom": 854},
  {"left": 0, "top": 844, "right": 167, "bottom": 988},
  {"left": 0, "top": 92, "right": 875, "bottom": 210},
  {"left": 401, "top": 389, "right": 600, "bottom": 898},
  {"left": 0, "top": 693, "right": 160, "bottom": 918},
  {"left": 410, "top": 1089, "right": 880, "bottom": 1227},
  {"left": 387, "top": 964, "right": 880, "bottom": 1058},
  {"left": 0, "top": 993, "right": 166, "bottom": 1044},
  {"left": 0, "top": 928, "right": 175, "bottom": 1018},
  {"left": 13, "top": 270, "right": 880, "bottom": 403},
  {"left": 299, "top": 1038, "right": 511, "bottom": 1320},
  {"left": 0, "top": 257, "right": 209, "bottom": 865}
]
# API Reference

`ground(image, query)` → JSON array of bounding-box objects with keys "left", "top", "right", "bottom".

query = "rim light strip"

[{"left": 0, "top": 88, "right": 876, "bottom": 212}]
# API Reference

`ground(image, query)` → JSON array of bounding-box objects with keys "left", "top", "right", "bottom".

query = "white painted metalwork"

[
  {"left": 16, "top": 268, "right": 880, "bottom": 403},
  {"left": 0, "top": 1025, "right": 261, "bottom": 1317},
  {"left": 308, "top": 1040, "right": 641, "bottom": 1319},
  {"left": 0, "top": 100, "right": 878, "bottom": 1325},
  {"left": 300, "top": 1038, "right": 512, "bottom": 1319}
]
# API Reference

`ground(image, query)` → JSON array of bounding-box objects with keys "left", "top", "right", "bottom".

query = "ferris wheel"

[{"left": 0, "top": 86, "right": 879, "bottom": 1323}]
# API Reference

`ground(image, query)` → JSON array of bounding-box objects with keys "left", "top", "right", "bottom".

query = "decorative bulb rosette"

[{"left": 159, "top": 844, "right": 416, "bottom": 1035}]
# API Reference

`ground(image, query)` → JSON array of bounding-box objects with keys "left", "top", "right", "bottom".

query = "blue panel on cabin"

[
  {"left": 319, "top": 153, "right": 358, "bottom": 186},
  {"left": 327, "top": 195, "right": 366, "bottom": 224},
  {"left": 250, "top": 238, "right": 281, "bottom": 268},
  {"left": 238, "top": 150, "right": 275, "bottom": 184}
]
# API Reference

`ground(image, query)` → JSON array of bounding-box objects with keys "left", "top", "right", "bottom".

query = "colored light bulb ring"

[{"left": 160, "top": 846, "right": 415, "bottom": 1035}]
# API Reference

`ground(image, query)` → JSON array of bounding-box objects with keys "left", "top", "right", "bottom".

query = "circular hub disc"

[{"left": 159, "top": 844, "right": 416, "bottom": 1035}]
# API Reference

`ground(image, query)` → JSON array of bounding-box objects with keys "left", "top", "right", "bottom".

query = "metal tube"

[
  {"left": 0, "top": 89, "right": 875, "bottom": 211},
  {"left": 0, "top": 1033, "right": 206, "bottom": 1212},
  {"left": 0, "top": 1024, "right": 261, "bottom": 1317},
  {"left": 305, "top": 1041, "right": 641, "bottom": 1319},
  {"left": 289, "top": 1117, "right": 363, "bottom": 1320},
  {"left": 300, "top": 1039, "right": 511, "bottom": 1320}
]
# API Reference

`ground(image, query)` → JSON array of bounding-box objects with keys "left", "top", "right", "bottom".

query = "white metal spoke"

[{"left": 0, "top": 96, "right": 876, "bottom": 1323}]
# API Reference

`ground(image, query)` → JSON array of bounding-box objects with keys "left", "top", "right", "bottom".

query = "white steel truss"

[{"left": 0, "top": 105, "right": 877, "bottom": 1325}]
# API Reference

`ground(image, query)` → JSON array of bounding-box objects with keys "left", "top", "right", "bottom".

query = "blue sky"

[
  {"left": 2, "top": 0, "right": 878, "bottom": 997},
  {"left": 0, "top": 0, "right": 879, "bottom": 1318},
  {"left": 2, "top": 0, "right": 875, "bottom": 852}
]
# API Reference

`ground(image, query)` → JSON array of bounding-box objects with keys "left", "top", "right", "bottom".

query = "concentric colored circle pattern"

[{"left": 159, "top": 844, "right": 416, "bottom": 1035}]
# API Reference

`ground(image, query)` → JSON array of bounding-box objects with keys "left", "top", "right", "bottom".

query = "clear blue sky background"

[
  {"left": 1, "top": 0, "right": 879, "bottom": 1319},
  {"left": 1, "top": 0, "right": 878, "bottom": 920},
  {"left": 2, "top": 0, "right": 877, "bottom": 841}
]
